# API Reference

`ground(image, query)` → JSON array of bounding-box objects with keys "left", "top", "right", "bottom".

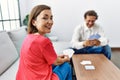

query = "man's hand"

[
  {"left": 83, "top": 40, "right": 91, "bottom": 47},
  {"left": 92, "top": 39, "right": 100, "bottom": 46},
  {"left": 83, "top": 39, "right": 100, "bottom": 47}
]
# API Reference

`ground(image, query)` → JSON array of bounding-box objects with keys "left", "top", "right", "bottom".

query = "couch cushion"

[
  {"left": 7, "top": 26, "right": 27, "bottom": 53},
  {"left": 0, "top": 59, "right": 19, "bottom": 80},
  {"left": 0, "top": 31, "right": 18, "bottom": 75}
]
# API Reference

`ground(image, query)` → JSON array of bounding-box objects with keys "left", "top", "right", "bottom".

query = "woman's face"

[{"left": 32, "top": 9, "right": 53, "bottom": 35}]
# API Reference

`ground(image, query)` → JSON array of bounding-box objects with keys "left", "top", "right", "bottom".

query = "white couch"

[
  {"left": 0, "top": 27, "right": 70, "bottom": 80},
  {"left": 0, "top": 26, "right": 27, "bottom": 80}
]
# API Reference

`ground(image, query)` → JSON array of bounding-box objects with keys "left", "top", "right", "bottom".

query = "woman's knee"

[
  {"left": 62, "top": 62, "right": 71, "bottom": 69},
  {"left": 62, "top": 62, "right": 72, "bottom": 73}
]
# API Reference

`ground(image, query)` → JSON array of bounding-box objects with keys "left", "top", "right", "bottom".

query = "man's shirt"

[{"left": 71, "top": 23, "right": 108, "bottom": 49}]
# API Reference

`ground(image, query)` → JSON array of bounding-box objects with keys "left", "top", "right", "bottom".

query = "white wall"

[{"left": 19, "top": 0, "right": 120, "bottom": 47}]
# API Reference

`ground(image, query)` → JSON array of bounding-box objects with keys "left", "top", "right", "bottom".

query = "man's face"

[{"left": 85, "top": 15, "right": 97, "bottom": 28}]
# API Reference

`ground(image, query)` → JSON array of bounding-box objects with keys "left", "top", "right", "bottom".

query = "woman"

[{"left": 16, "top": 4, "right": 72, "bottom": 80}]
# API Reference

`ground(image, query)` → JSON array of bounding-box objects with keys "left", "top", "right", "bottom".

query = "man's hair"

[
  {"left": 84, "top": 10, "right": 98, "bottom": 20},
  {"left": 27, "top": 4, "right": 51, "bottom": 34}
]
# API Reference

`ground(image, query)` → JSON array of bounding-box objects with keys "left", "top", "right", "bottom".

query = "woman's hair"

[
  {"left": 84, "top": 10, "right": 98, "bottom": 20},
  {"left": 27, "top": 5, "right": 51, "bottom": 34}
]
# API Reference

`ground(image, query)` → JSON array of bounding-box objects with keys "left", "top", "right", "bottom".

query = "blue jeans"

[
  {"left": 72, "top": 45, "right": 111, "bottom": 60},
  {"left": 52, "top": 62, "right": 72, "bottom": 80}
]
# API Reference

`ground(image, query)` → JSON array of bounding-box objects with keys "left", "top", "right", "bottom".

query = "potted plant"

[{"left": 23, "top": 14, "right": 29, "bottom": 26}]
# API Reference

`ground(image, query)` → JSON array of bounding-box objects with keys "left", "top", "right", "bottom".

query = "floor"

[{"left": 111, "top": 48, "right": 120, "bottom": 69}]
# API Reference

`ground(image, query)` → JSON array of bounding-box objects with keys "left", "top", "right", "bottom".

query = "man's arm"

[
  {"left": 97, "top": 27, "right": 108, "bottom": 46},
  {"left": 71, "top": 25, "right": 85, "bottom": 49}
]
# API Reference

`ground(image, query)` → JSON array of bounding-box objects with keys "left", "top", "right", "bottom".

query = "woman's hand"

[{"left": 53, "top": 55, "right": 70, "bottom": 65}]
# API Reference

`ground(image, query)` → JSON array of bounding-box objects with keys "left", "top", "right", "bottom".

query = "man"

[{"left": 71, "top": 10, "right": 111, "bottom": 60}]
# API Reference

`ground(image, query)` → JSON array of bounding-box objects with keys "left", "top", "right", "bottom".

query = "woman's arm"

[{"left": 53, "top": 55, "right": 70, "bottom": 65}]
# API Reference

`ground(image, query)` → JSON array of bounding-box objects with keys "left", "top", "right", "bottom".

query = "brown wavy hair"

[{"left": 27, "top": 5, "right": 51, "bottom": 34}]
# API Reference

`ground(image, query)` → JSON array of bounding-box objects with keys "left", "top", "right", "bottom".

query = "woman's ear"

[{"left": 32, "top": 20, "right": 36, "bottom": 26}]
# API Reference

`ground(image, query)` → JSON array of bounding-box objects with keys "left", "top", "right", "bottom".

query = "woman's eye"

[{"left": 42, "top": 17, "right": 48, "bottom": 20}]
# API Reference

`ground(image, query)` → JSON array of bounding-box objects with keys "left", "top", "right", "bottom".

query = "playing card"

[
  {"left": 80, "top": 60, "right": 92, "bottom": 65},
  {"left": 85, "top": 65, "right": 95, "bottom": 70}
]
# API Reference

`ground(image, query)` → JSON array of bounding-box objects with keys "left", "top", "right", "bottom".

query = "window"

[{"left": 0, "top": 0, "right": 21, "bottom": 31}]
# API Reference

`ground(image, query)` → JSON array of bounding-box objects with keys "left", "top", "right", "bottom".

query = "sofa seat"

[
  {"left": 0, "top": 59, "right": 19, "bottom": 80},
  {"left": 0, "top": 26, "right": 27, "bottom": 80}
]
